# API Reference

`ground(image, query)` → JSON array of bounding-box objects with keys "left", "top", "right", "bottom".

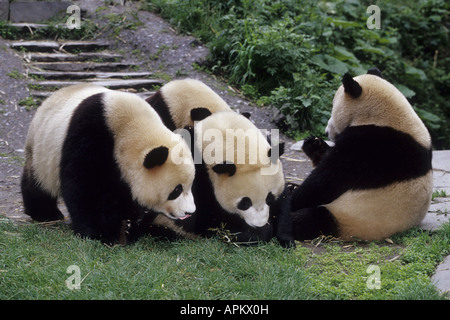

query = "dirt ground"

[{"left": 0, "top": 0, "right": 312, "bottom": 223}]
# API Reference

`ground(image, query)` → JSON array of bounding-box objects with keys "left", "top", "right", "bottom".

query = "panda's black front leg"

[
  {"left": 231, "top": 223, "right": 273, "bottom": 245},
  {"left": 271, "top": 184, "right": 296, "bottom": 248},
  {"left": 302, "top": 136, "right": 331, "bottom": 167}
]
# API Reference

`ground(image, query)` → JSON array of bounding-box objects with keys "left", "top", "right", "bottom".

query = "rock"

[
  {"left": 0, "top": 0, "right": 9, "bottom": 21},
  {"left": 9, "top": 40, "right": 108, "bottom": 53},
  {"left": 24, "top": 52, "right": 122, "bottom": 63},
  {"left": 29, "top": 71, "right": 154, "bottom": 80},
  {"left": 432, "top": 255, "right": 450, "bottom": 295},
  {"left": 31, "top": 79, "right": 162, "bottom": 91},
  {"left": 9, "top": 1, "right": 71, "bottom": 23},
  {"left": 28, "top": 61, "right": 133, "bottom": 72}
]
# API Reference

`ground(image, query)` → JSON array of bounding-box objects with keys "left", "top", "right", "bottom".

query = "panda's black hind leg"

[
  {"left": 291, "top": 207, "right": 339, "bottom": 240},
  {"left": 21, "top": 165, "right": 64, "bottom": 222}
]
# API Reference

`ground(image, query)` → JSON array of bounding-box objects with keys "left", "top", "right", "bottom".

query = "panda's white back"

[{"left": 25, "top": 84, "right": 110, "bottom": 198}]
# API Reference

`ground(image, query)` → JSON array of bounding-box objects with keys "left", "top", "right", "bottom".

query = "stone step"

[
  {"left": 24, "top": 52, "right": 122, "bottom": 62},
  {"left": 27, "top": 61, "right": 134, "bottom": 72},
  {"left": 7, "top": 23, "right": 66, "bottom": 30},
  {"left": 29, "top": 71, "right": 154, "bottom": 80},
  {"left": 31, "top": 90, "right": 155, "bottom": 100},
  {"left": 9, "top": 40, "right": 109, "bottom": 53},
  {"left": 30, "top": 79, "right": 163, "bottom": 91}
]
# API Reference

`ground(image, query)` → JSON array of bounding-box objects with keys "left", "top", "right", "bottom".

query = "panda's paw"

[
  {"left": 279, "top": 238, "right": 296, "bottom": 249},
  {"left": 302, "top": 136, "right": 329, "bottom": 166}
]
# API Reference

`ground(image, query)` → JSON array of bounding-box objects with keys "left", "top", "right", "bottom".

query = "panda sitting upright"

[{"left": 288, "top": 68, "right": 433, "bottom": 241}]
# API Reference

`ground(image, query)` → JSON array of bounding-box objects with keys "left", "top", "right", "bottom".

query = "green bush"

[{"left": 146, "top": 0, "right": 449, "bottom": 148}]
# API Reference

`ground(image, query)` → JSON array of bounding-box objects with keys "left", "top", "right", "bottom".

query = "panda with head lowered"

[
  {"left": 288, "top": 68, "right": 433, "bottom": 241},
  {"left": 143, "top": 79, "right": 290, "bottom": 245},
  {"left": 146, "top": 78, "right": 234, "bottom": 130},
  {"left": 21, "top": 84, "right": 196, "bottom": 244}
]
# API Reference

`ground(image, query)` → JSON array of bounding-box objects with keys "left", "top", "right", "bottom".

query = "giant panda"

[
  {"left": 21, "top": 83, "right": 196, "bottom": 244},
  {"left": 289, "top": 68, "right": 433, "bottom": 241},
  {"left": 141, "top": 110, "right": 290, "bottom": 245},
  {"left": 146, "top": 78, "right": 233, "bottom": 130}
]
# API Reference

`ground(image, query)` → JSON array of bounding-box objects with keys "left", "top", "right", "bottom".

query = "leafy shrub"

[{"left": 147, "top": 0, "right": 449, "bottom": 148}]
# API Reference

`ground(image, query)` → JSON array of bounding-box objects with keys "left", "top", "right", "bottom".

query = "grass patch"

[{"left": 1, "top": 218, "right": 449, "bottom": 300}]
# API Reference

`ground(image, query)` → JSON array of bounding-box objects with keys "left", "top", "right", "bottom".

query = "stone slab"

[
  {"left": 0, "top": 0, "right": 9, "bottom": 21},
  {"left": 432, "top": 255, "right": 450, "bottom": 294},
  {"left": 29, "top": 71, "right": 154, "bottom": 80},
  {"left": 10, "top": 1, "right": 71, "bottom": 23},
  {"left": 9, "top": 40, "right": 108, "bottom": 52},
  {"left": 420, "top": 203, "right": 450, "bottom": 231},
  {"left": 31, "top": 90, "right": 156, "bottom": 100},
  {"left": 25, "top": 52, "right": 122, "bottom": 62},
  {"left": 28, "top": 61, "right": 133, "bottom": 72},
  {"left": 31, "top": 79, "right": 163, "bottom": 90}
]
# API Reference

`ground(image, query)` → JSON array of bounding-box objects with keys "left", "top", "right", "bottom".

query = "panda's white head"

[
  {"left": 326, "top": 68, "right": 431, "bottom": 148},
  {"left": 195, "top": 111, "right": 285, "bottom": 227},
  {"left": 103, "top": 92, "right": 196, "bottom": 220},
  {"left": 161, "top": 78, "right": 232, "bottom": 127},
  {"left": 137, "top": 143, "right": 196, "bottom": 220}
]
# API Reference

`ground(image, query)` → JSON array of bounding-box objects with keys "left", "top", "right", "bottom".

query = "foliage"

[{"left": 146, "top": 0, "right": 449, "bottom": 148}]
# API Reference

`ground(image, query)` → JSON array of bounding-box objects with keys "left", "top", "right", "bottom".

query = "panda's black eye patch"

[
  {"left": 168, "top": 184, "right": 183, "bottom": 201},
  {"left": 266, "top": 192, "right": 275, "bottom": 206},
  {"left": 237, "top": 197, "right": 252, "bottom": 211}
]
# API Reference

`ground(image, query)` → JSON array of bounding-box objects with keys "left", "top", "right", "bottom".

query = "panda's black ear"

[
  {"left": 268, "top": 142, "right": 285, "bottom": 162},
  {"left": 143, "top": 146, "right": 169, "bottom": 169},
  {"left": 212, "top": 161, "right": 236, "bottom": 177},
  {"left": 191, "top": 107, "right": 212, "bottom": 122},
  {"left": 367, "top": 67, "right": 383, "bottom": 78},
  {"left": 342, "top": 73, "right": 362, "bottom": 98},
  {"left": 240, "top": 112, "right": 251, "bottom": 119}
]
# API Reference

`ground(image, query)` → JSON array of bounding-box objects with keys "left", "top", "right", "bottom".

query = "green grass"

[{"left": 1, "top": 218, "right": 449, "bottom": 300}]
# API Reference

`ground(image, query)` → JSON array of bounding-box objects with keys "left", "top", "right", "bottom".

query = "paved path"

[{"left": 426, "top": 150, "right": 450, "bottom": 295}]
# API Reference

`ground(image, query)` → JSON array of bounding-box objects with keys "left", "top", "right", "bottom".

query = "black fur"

[
  {"left": 146, "top": 91, "right": 177, "bottom": 131},
  {"left": 292, "top": 125, "right": 432, "bottom": 211},
  {"left": 268, "top": 142, "right": 285, "bottom": 163},
  {"left": 286, "top": 125, "right": 432, "bottom": 240},
  {"left": 301, "top": 136, "right": 330, "bottom": 167},
  {"left": 143, "top": 146, "right": 169, "bottom": 169},
  {"left": 142, "top": 110, "right": 291, "bottom": 246},
  {"left": 139, "top": 126, "right": 291, "bottom": 246},
  {"left": 211, "top": 161, "right": 237, "bottom": 177},
  {"left": 59, "top": 93, "right": 143, "bottom": 244},
  {"left": 140, "top": 159, "right": 274, "bottom": 244},
  {"left": 270, "top": 184, "right": 295, "bottom": 248},
  {"left": 342, "top": 73, "right": 362, "bottom": 98},
  {"left": 367, "top": 67, "right": 383, "bottom": 78},
  {"left": 21, "top": 163, "right": 64, "bottom": 222},
  {"left": 190, "top": 107, "right": 212, "bottom": 122}
]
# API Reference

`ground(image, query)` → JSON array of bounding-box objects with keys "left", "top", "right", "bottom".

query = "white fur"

[
  {"left": 326, "top": 74, "right": 431, "bottom": 149},
  {"left": 196, "top": 112, "right": 285, "bottom": 227},
  {"left": 25, "top": 84, "right": 109, "bottom": 197},
  {"left": 25, "top": 84, "right": 196, "bottom": 220},
  {"left": 102, "top": 90, "right": 196, "bottom": 219},
  {"left": 160, "top": 78, "right": 232, "bottom": 127},
  {"left": 324, "top": 73, "right": 433, "bottom": 240},
  {"left": 325, "top": 172, "right": 433, "bottom": 240}
]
